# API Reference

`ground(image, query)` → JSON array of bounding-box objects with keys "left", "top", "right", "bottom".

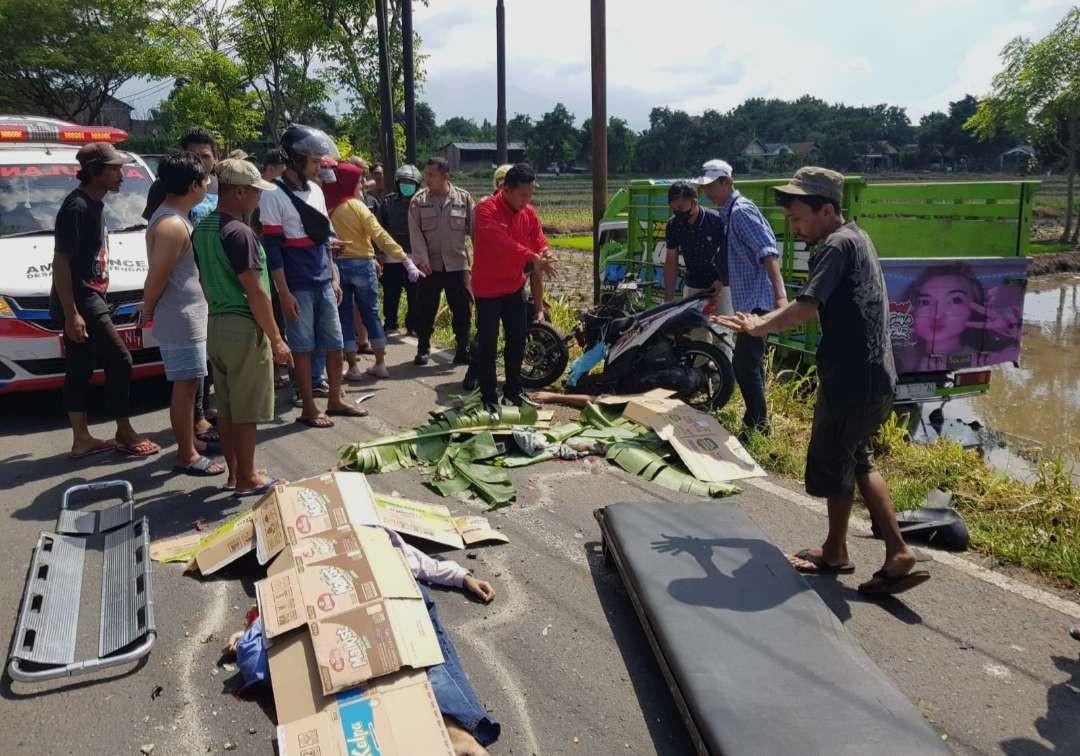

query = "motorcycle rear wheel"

[
  {"left": 675, "top": 340, "right": 736, "bottom": 411},
  {"left": 520, "top": 321, "right": 570, "bottom": 389}
]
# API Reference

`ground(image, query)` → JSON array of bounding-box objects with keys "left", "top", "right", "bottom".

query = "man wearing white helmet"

[
  {"left": 260, "top": 124, "right": 366, "bottom": 428},
  {"left": 694, "top": 158, "right": 786, "bottom": 439}
]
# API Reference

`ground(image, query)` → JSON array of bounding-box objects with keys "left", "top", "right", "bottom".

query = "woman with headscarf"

[{"left": 325, "top": 161, "right": 423, "bottom": 379}]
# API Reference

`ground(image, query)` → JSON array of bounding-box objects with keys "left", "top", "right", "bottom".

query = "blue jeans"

[
  {"left": 284, "top": 284, "right": 344, "bottom": 353},
  {"left": 338, "top": 258, "right": 387, "bottom": 352},
  {"left": 422, "top": 585, "right": 500, "bottom": 746}
]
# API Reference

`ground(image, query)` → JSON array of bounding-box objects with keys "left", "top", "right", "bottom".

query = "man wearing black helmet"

[
  {"left": 378, "top": 164, "right": 423, "bottom": 336},
  {"left": 260, "top": 124, "right": 366, "bottom": 428}
]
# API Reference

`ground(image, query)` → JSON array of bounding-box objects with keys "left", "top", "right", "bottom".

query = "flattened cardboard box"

[
  {"left": 623, "top": 395, "right": 766, "bottom": 483},
  {"left": 269, "top": 632, "right": 453, "bottom": 756},
  {"left": 253, "top": 472, "right": 379, "bottom": 565},
  {"left": 373, "top": 494, "right": 508, "bottom": 550},
  {"left": 255, "top": 525, "right": 443, "bottom": 695},
  {"left": 149, "top": 510, "right": 256, "bottom": 575}
]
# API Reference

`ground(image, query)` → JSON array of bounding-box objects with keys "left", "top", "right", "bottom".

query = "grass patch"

[
  {"left": 550, "top": 234, "right": 593, "bottom": 251},
  {"left": 717, "top": 354, "right": 1080, "bottom": 589},
  {"left": 1031, "top": 241, "right": 1076, "bottom": 254}
]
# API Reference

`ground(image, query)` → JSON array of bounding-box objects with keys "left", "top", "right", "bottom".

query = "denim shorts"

[
  {"left": 337, "top": 258, "right": 387, "bottom": 351},
  {"left": 159, "top": 340, "right": 209, "bottom": 381},
  {"left": 284, "top": 284, "right": 344, "bottom": 353}
]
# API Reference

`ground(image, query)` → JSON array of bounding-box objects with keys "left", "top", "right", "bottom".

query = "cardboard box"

[
  {"left": 149, "top": 511, "right": 256, "bottom": 575},
  {"left": 269, "top": 632, "right": 453, "bottom": 756},
  {"left": 373, "top": 494, "right": 509, "bottom": 551},
  {"left": 623, "top": 395, "right": 766, "bottom": 483},
  {"left": 254, "top": 472, "right": 379, "bottom": 565},
  {"left": 255, "top": 525, "right": 443, "bottom": 695}
]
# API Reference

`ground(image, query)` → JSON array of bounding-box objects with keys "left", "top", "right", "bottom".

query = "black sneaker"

[
  {"left": 483, "top": 401, "right": 501, "bottom": 421},
  {"left": 503, "top": 389, "right": 539, "bottom": 408},
  {"left": 452, "top": 349, "right": 470, "bottom": 366},
  {"left": 413, "top": 351, "right": 430, "bottom": 366},
  {"left": 462, "top": 369, "right": 478, "bottom": 392}
]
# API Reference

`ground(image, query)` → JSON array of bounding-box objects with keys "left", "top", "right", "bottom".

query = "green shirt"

[{"left": 192, "top": 211, "right": 270, "bottom": 318}]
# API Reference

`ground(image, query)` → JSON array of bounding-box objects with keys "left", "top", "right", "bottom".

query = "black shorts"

[{"left": 804, "top": 392, "right": 893, "bottom": 498}]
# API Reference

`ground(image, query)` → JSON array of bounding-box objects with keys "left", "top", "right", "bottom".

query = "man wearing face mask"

[
  {"left": 377, "top": 164, "right": 423, "bottom": 336},
  {"left": 663, "top": 181, "right": 727, "bottom": 303}
]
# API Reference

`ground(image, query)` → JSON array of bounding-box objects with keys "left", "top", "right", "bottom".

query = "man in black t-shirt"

[
  {"left": 663, "top": 181, "right": 727, "bottom": 301},
  {"left": 715, "top": 167, "right": 929, "bottom": 597},
  {"left": 51, "top": 143, "right": 161, "bottom": 459}
]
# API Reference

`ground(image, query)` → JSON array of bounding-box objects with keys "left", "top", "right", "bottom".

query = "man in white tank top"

[{"left": 140, "top": 152, "right": 223, "bottom": 476}]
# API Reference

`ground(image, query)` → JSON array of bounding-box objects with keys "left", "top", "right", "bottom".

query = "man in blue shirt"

[
  {"left": 694, "top": 159, "right": 787, "bottom": 437},
  {"left": 663, "top": 181, "right": 726, "bottom": 302}
]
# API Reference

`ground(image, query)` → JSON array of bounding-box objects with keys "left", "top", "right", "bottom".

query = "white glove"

[{"left": 403, "top": 257, "right": 424, "bottom": 283}]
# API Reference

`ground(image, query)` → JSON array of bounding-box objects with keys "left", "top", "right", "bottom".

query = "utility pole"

[
  {"left": 375, "top": 0, "right": 397, "bottom": 181},
  {"left": 496, "top": 0, "right": 507, "bottom": 165},
  {"left": 403, "top": 0, "right": 416, "bottom": 165},
  {"left": 590, "top": 0, "right": 607, "bottom": 304}
]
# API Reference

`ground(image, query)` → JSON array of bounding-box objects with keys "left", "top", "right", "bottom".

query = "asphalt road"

[{"left": 1, "top": 336, "right": 1078, "bottom": 756}]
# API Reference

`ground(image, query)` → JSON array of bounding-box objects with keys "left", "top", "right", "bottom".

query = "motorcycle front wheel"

[
  {"left": 675, "top": 340, "right": 736, "bottom": 411},
  {"left": 520, "top": 321, "right": 571, "bottom": 389}
]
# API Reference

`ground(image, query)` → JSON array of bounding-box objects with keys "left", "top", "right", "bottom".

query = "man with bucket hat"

[
  {"left": 715, "top": 166, "right": 930, "bottom": 597},
  {"left": 50, "top": 142, "right": 161, "bottom": 460}
]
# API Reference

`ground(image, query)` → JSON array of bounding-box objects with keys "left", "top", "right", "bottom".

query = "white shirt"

[{"left": 258, "top": 179, "right": 328, "bottom": 241}]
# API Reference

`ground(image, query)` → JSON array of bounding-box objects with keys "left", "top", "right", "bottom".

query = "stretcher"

[
  {"left": 595, "top": 502, "right": 946, "bottom": 755},
  {"left": 8, "top": 481, "right": 156, "bottom": 683}
]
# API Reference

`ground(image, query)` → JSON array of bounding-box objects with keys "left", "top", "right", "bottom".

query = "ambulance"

[{"left": 0, "top": 116, "right": 162, "bottom": 393}]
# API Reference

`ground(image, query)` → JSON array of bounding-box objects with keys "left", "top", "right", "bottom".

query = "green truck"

[{"left": 596, "top": 176, "right": 1038, "bottom": 404}]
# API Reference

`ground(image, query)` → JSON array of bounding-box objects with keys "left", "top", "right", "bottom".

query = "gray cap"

[
  {"left": 215, "top": 158, "right": 277, "bottom": 191},
  {"left": 773, "top": 166, "right": 844, "bottom": 203}
]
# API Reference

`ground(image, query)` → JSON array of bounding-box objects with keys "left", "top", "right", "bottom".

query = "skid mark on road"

[
  {"left": 453, "top": 549, "right": 541, "bottom": 756},
  {"left": 163, "top": 580, "right": 230, "bottom": 754},
  {"left": 747, "top": 477, "right": 1080, "bottom": 619}
]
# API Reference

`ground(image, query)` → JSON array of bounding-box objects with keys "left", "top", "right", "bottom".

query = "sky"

[{"left": 118, "top": 0, "right": 1077, "bottom": 130}]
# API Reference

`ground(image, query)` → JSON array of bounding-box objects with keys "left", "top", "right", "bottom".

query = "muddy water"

[{"left": 922, "top": 274, "right": 1080, "bottom": 476}]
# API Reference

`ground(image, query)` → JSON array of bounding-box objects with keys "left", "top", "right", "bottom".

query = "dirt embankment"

[{"left": 1030, "top": 251, "right": 1080, "bottom": 277}]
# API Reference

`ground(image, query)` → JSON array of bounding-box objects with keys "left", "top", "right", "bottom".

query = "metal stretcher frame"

[{"left": 8, "top": 481, "right": 157, "bottom": 683}]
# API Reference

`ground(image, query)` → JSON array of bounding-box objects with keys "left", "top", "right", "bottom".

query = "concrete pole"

[
  {"left": 496, "top": 0, "right": 508, "bottom": 165},
  {"left": 403, "top": 0, "right": 416, "bottom": 164},
  {"left": 590, "top": 0, "right": 607, "bottom": 304},
  {"left": 375, "top": 0, "right": 397, "bottom": 181}
]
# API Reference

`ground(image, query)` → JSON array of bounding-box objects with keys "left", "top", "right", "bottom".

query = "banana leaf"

[
  {"left": 426, "top": 432, "right": 517, "bottom": 507},
  {"left": 606, "top": 439, "right": 738, "bottom": 498}
]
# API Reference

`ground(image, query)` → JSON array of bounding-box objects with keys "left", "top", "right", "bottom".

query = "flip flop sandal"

[
  {"left": 196, "top": 429, "right": 221, "bottom": 444},
  {"left": 327, "top": 406, "right": 368, "bottom": 418},
  {"left": 69, "top": 440, "right": 116, "bottom": 459},
  {"left": 791, "top": 549, "right": 856, "bottom": 575},
  {"left": 232, "top": 477, "right": 283, "bottom": 499},
  {"left": 173, "top": 455, "right": 225, "bottom": 477},
  {"left": 296, "top": 416, "right": 335, "bottom": 428},
  {"left": 115, "top": 439, "right": 161, "bottom": 457},
  {"left": 857, "top": 569, "right": 931, "bottom": 596}
]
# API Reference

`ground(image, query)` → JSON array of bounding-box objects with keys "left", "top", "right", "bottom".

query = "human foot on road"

[
  {"left": 326, "top": 400, "right": 368, "bottom": 418},
  {"left": 445, "top": 721, "right": 489, "bottom": 756},
  {"left": 226, "top": 468, "right": 268, "bottom": 491},
  {"left": 114, "top": 433, "right": 161, "bottom": 457},
  {"left": 69, "top": 437, "right": 116, "bottom": 459},
  {"left": 789, "top": 547, "right": 855, "bottom": 574},
  {"left": 233, "top": 473, "right": 282, "bottom": 498},
  {"left": 296, "top": 414, "right": 335, "bottom": 428},
  {"left": 788, "top": 545, "right": 852, "bottom": 574},
  {"left": 173, "top": 455, "right": 225, "bottom": 477},
  {"left": 857, "top": 551, "right": 929, "bottom": 595},
  {"left": 366, "top": 363, "right": 389, "bottom": 380}
]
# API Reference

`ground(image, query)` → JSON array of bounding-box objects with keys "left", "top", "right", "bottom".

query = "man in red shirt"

[{"left": 472, "top": 163, "right": 556, "bottom": 413}]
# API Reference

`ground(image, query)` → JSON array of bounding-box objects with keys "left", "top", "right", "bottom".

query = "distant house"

[
  {"left": 73, "top": 95, "right": 134, "bottom": 131},
  {"left": 742, "top": 139, "right": 816, "bottom": 160},
  {"left": 762, "top": 142, "right": 793, "bottom": 157},
  {"left": 787, "top": 142, "right": 818, "bottom": 156},
  {"left": 860, "top": 141, "right": 900, "bottom": 171},
  {"left": 742, "top": 139, "right": 769, "bottom": 158},
  {"left": 437, "top": 141, "right": 526, "bottom": 171},
  {"left": 1000, "top": 145, "right": 1036, "bottom": 172}
]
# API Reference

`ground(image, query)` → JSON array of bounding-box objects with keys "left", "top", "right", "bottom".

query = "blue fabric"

[
  {"left": 665, "top": 207, "right": 727, "bottom": 289},
  {"left": 285, "top": 284, "right": 344, "bottom": 353},
  {"left": 721, "top": 191, "right": 780, "bottom": 313},
  {"left": 264, "top": 235, "right": 333, "bottom": 292},
  {"left": 311, "top": 350, "right": 326, "bottom": 387},
  {"left": 422, "top": 585, "right": 500, "bottom": 746},
  {"left": 338, "top": 258, "right": 387, "bottom": 352},
  {"left": 190, "top": 193, "right": 217, "bottom": 226},
  {"left": 235, "top": 618, "right": 269, "bottom": 689},
  {"left": 567, "top": 341, "right": 608, "bottom": 387},
  {"left": 159, "top": 340, "right": 209, "bottom": 381}
]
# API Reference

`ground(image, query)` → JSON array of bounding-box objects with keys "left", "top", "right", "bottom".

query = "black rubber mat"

[{"left": 598, "top": 502, "right": 946, "bottom": 756}]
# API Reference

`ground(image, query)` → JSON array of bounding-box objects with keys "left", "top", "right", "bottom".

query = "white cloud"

[
  {"left": 911, "top": 20, "right": 1034, "bottom": 118},
  {"left": 1020, "top": 0, "right": 1074, "bottom": 13}
]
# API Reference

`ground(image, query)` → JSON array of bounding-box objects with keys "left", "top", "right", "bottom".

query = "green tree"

[
  {"left": 508, "top": 113, "right": 534, "bottom": 143},
  {"left": 578, "top": 116, "right": 637, "bottom": 173},
  {"left": 0, "top": 0, "right": 158, "bottom": 122},
  {"left": 967, "top": 7, "right": 1080, "bottom": 243},
  {"left": 527, "top": 103, "right": 577, "bottom": 169}
]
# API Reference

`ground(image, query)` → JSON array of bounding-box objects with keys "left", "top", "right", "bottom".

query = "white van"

[{"left": 0, "top": 116, "right": 161, "bottom": 393}]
